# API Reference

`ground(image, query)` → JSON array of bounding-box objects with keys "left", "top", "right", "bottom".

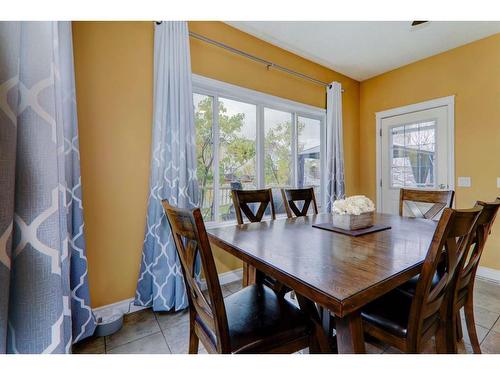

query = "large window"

[{"left": 193, "top": 75, "right": 325, "bottom": 223}]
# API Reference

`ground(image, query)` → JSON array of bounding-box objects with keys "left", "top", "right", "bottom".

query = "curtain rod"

[{"left": 155, "top": 22, "right": 343, "bottom": 91}]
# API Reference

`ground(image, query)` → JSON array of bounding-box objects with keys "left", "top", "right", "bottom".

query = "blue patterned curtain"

[
  {"left": 135, "top": 21, "right": 199, "bottom": 312},
  {"left": 0, "top": 21, "right": 95, "bottom": 353},
  {"left": 325, "top": 82, "right": 346, "bottom": 211}
]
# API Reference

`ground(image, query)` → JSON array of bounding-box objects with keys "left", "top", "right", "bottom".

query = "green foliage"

[
  {"left": 194, "top": 97, "right": 214, "bottom": 211},
  {"left": 218, "top": 104, "right": 256, "bottom": 182},
  {"left": 264, "top": 121, "right": 305, "bottom": 186}
]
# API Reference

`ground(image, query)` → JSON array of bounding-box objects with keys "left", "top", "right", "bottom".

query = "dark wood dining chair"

[
  {"left": 231, "top": 188, "right": 276, "bottom": 287},
  {"left": 281, "top": 187, "right": 319, "bottom": 218},
  {"left": 231, "top": 188, "right": 276, "bottom": 224},
  {"left": 399, "top": 188, "right": 455, "bottom": 220},
  {"left": 361, "top": 206, "right": 481, "bottom": 353},
  {"left": 453, "top": 198, "right": 500, "bottom": 353},
  {"left": 161, "top": 200, "right": 322, "bottom": 354}
]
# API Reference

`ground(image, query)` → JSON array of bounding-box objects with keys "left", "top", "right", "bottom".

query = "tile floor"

[{"left": 73, "top": 278, "right": 500, "bottom": 354}]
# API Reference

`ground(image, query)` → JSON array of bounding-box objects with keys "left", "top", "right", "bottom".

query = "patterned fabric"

[
  {"left": 135, "top": 21, "right": 199, "bottom": 312},
  {"left": 325, "top": 82, "right": 346, "bottom": 211},
  {"left": 0, "top": 21, "right": 95, "bottom": 354}
]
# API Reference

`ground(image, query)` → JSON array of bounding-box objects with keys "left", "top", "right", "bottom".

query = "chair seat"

[
  {"left": 361, "top": 289, "right": 439, "bottom": 338},
  {"left": 397, "top": 272, "right": 441, "bottom": 298},
  {"left": 224, "top": 284, "right": 310, "bottom": 352},
  {"left": 361, "top": 289, "right": 413, "bottom": 338}
]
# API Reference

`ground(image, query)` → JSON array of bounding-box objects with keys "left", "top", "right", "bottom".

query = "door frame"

[{"left": 375, "top": 95, "right": 455, "bottom": 212}]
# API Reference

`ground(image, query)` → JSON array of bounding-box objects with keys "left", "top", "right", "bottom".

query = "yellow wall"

[
  {"left": 73, "top": 21, "right": 360, "bottom": 308},
  {"left": 359, "top": 33, "right": 500, "bottom": 270}
]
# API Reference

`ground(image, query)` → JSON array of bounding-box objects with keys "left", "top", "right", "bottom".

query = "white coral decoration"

[{"left": 332, "top": 195, "right": 375, "bottom": 215}]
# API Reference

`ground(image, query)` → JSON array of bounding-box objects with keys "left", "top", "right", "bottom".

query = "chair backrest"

[
  {"left": 281, "top": 187, "right": 318, "bottom": 218},
  {"left": 407, "top": 206, "right": 481, "bottom": 348},
  {"left": 231, "top": 188, "right": 276, "bottom": 225},
  {"left": 457, "top": 198, "right": 500, "bottom": 292},
  {"left": 162, "top": 200, "right": 230, "bottom": 353},
  {"left": 399, "top": 189, "right": 455, "bottom": 220}
]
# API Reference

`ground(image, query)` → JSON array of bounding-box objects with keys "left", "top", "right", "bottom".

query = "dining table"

[{"left": 207, "top": 212, "right": 438, "bottom": 354}]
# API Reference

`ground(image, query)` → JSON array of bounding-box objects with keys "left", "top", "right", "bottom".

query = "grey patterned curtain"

[
  {"left": 325, "top": 82, "right": 346, "bottom": 211},
  {"left": 0, "top": 21, "right": 95, "bottom": 353},
  {"left": 134, "top": 21, "right": 199, "bottom": 311}
]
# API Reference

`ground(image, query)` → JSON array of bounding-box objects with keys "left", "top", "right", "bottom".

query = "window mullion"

[
  {"left": 257, "top": 104, "right": 265, "bottom": 189},
  {"left": 213, "top": 95, "right": 220, "bottom": 222},
  {"left": 292, "top": 113, "right": 298, "bottom": 188}
]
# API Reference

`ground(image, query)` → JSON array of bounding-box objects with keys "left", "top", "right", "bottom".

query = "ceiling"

[{"left": 225, "top": 21, "right": 500, "bottom": 81}]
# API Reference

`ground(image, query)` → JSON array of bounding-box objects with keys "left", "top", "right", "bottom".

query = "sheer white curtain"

[
  {"left": 135, "top": 21, "right": 199, "bottom": 311},
  {"left": 325, "top": 82, "right": 346, "bottom": 210}
]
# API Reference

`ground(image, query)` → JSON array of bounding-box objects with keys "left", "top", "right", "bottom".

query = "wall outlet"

[{"left": 457, "top": 177, "right": 471, "bottom": 188}]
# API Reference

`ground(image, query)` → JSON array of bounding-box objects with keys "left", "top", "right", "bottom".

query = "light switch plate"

[
  {"left": 497, "top": 177, "right": 500, "bottom": 188},
  {"left": 458, "top": 177, "right": 471, "bottom": 188}
]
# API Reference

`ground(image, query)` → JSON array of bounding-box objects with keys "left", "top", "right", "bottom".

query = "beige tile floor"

[{"left": 73, "top": 278, "right": 500, "bottom": 354}]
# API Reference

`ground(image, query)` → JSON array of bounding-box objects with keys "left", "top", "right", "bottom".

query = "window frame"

[
  {"left": 389, "top": 119, "right": 438, "bottom": 189},
  {"left": 192, "top": 74, "right": 326, "bottom": 226}
]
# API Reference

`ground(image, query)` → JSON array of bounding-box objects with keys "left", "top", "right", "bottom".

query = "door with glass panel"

[{"left": 380, "top": 106, "right": 451, "bottom": 215}]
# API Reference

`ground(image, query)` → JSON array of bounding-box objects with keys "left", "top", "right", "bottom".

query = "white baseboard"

[
  {"left": 476, "top": 266, "right": 500, "bottom": 284},
  {"left": 93, "top": 268, "right": 243, "bottom": 320},
  {"left": 93, "top": 298, "right": 147, "bottom": 321}
]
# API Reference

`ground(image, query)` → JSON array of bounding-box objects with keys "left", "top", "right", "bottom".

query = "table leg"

[
  {"left": 296, "top": 294, "right": 333, "bottom": 353},
  {"left": 242, "top": 263, "right": 257, "bottom": 287},
  {"left": 320, "top": 307, "right": 332, "bottom": 335},
  {"left": 334, "top": 310, "right": 366, "bottom": 354}
]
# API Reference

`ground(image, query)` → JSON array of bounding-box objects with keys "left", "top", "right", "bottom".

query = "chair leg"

[
  {"left": 188, "top": 320, "right": 199, "bottom": 354},
  {"left": 456, "top": 311, "right": 463, "bottom": 341},
  {"left": 464, "top": 298, "right": 481, "bottom": 354},
  {"left": 309, "top": 333, "right": 321, "bottom": 354},
  {"left": 435, "top": 323, "right": 447, "bottom": 354}
]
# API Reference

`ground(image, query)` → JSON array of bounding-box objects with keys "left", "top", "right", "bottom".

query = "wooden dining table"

[{"left": 207, "top": 212, "right": 438, "bottom": 354}]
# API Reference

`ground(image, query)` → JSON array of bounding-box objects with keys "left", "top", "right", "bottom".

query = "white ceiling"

[{"left": 225, "top": 21, "right": 500, "bottom": 81}]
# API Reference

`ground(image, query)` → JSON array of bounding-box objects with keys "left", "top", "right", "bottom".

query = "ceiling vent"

[{"left": 411, "top": 21, "right": 429, "bottom": 28}]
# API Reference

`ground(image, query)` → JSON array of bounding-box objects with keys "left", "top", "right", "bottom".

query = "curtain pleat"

[
  {"left": 325, "top": 82, "right": 346, "bottom": 210},
  {"left": 134, "top": 21, "right": 199, "bottom": 312},
  {"left": 0, "top": 21, "right": 95, "bottom": 354}
]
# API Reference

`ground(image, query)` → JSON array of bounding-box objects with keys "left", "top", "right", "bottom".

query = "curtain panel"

[
  {"left": 325, "top": 82, "right": 346, "bottom": 210},
  {"left": 0, "top": 21, "right": 95, "bottom": 353},
  {"left": 135, "top": 21, "right": 199, "bottom": 312}
]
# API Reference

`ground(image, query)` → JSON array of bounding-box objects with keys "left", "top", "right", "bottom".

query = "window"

[
  {"left": 218, "top": 97, "right": 257, "bottom": 221},
  {"left": 193, "top": 75, "right": 325, "bottom": 223},
  {"left": 297, "top": 116, "right": 322, "bottom": 202},
  {"left": 390, "top": 121, "right": 437, "bottom": 188},
  {"left": 264, "top": 108, "right": 293, "bottom": 188},
  {"left": 194, "top": 93, "right": 215, "bottom": 221}
]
